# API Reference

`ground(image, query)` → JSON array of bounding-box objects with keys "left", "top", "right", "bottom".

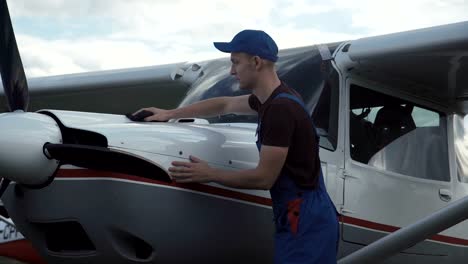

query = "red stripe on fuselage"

[
  {"left": 55, "top": 169, "right": 468, "bottom": 247},
  {"left": 342, "top": 215, "right": 468, "bottom": 246},
  {"left": 342, "top": 215, "right": 399, "bottom": 233},
  {"left": 55, "top": 169, "right": 272, "bottom": 206},
  {"left": 0, "top": 239, "right": 46, "bottom": 264}
]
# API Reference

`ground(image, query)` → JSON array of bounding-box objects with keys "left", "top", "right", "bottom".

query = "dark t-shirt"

[{"left": 248, "top": 82, "right": 320, "bottom": 189}]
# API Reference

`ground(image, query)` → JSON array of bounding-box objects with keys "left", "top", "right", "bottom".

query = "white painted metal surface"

[
  {"left": 44, "top": 110, "right": 270, "bottom": 200},
  {"left": 0, "top": 112, "right": 61, "bottom": 185},
  {"left": 45, "top": 110, "right": 258, "bottom": 170}
]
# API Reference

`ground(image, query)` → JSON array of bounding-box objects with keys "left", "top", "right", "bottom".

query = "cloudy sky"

[
  {"left": 8, "top": 0, "right": 468, "bottom": 77},
  {"left": 6, "top": 0, "right": 468, "bottom": 127}
]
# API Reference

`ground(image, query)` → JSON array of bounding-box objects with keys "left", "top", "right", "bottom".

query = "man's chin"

[{"left": 238, "top": 84, "right": 252, "bottom": 90}]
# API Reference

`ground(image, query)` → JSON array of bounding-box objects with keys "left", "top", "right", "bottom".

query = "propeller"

[
  {"left": 0, "top": 0, "right": 62, "bottom": 197},
  {"left": 0, "top": 0, "right": 29, "bottom": 112},
  {"left": 0, "top": 0, "right": 169, "bottom": 198}
]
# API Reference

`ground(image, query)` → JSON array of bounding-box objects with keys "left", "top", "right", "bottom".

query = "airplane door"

[{"left": 341, "top": 80, "right": 453, "bottom": 259}]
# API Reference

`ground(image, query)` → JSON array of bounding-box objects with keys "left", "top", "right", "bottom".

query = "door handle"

[{"left": 439, "top": 189, "right": 452, "bottom": 202}]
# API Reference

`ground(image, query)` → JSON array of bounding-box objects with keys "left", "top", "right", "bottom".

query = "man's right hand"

[{"left": 133, "top": 107, "right": 173, "bottom": 122}]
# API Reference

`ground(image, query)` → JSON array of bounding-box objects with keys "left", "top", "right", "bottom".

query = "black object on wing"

[{"left": 126, "top": 110, "right": 154, "bottom": 122}]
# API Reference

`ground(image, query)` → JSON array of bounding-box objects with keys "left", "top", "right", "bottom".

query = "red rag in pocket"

[{"left": 287, "top": 198, "right": 303, "bottom": 235}]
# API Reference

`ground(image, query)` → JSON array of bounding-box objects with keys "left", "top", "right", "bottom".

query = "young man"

[{"left": 137, "top": 29, "right": 339, "bottom": 263}]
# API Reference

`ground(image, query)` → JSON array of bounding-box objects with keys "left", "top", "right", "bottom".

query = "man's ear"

[{"left": 252, "top": 56, "right": 262, "bottom": 70}]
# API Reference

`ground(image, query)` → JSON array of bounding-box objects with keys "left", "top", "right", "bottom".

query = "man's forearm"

[
  {"left": 210, "top": 167, "right": 273, "bottom": 190},
  {"left": 168, "top": 97, "right": 229, "bottom": 119}
]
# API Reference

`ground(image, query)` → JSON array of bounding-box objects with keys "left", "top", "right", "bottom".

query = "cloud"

[
  {"left": 17, "top": 34, "right": 192, "bottom": 77},
  {"left": 333, "top": 0, "right": 468, "bottom": 35},
  {"left": 9, "top": 0, "right": 118, "bottom": 18},
  {"left": 10, "top": 0, "right": 364, "bottom": 77},
  {"left": 6, "top": 0, "right": 468, "bottom": 78}
]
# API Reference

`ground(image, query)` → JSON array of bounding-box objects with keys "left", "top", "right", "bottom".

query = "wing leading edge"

[{"left": 0, "top": 63, "right": 197, "bottom": 114}]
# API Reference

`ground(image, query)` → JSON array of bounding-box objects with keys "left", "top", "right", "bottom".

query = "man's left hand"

[{"left": 169, "top": 155, "right": 215, "bottom": 183}]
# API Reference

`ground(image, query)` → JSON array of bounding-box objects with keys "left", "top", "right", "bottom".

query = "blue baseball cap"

[{"left": 213, "top": 30, "right": 278, "bottom": 62}]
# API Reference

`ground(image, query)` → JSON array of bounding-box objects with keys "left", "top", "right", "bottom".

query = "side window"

[{"left": 349, "top": 85, "right": 449, "bottom": 181}]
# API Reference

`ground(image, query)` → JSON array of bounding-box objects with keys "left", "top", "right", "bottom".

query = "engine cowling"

[{"left": 0, "top": 112, "right": 61, "bottom": 185}]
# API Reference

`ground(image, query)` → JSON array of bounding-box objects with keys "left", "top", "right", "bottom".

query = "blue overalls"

[{"left": 256, "top": 93, "right": 339, "bottom": 264}]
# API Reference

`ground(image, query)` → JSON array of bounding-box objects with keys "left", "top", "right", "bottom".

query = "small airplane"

[{"left": 0, "top": 0, "right": 468, "bottom": 263}]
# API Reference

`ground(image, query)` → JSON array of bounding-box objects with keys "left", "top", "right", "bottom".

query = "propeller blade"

[
  {"left": 0, "top": 0, "right": 29, "bottom": 112},
  {"left": 0, "top": 178, "right": 10, "bottom": 198}
]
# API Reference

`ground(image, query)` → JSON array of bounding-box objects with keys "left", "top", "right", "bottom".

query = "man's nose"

[{"left": 230, "top": 66, "right": 236, "bottom": 75}]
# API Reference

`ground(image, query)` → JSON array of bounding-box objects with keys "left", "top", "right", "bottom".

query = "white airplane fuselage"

[{"left": 2, "top": 108, "right": 467, "bottom": 263}]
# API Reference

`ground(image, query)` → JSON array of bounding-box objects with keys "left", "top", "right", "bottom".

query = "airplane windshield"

[{"left": 179, "top": 43, "right": 342, "bottom": 150}]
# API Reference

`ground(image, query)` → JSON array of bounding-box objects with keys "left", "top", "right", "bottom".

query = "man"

[{"left": 136, "top": 29, "right": 339, "bottom": 263}]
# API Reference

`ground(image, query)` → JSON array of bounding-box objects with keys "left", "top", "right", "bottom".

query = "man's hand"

[
  {"left": 133, "top": 107, "right": 172, "bottom": 122},
  {"left": 169, "top": 155, "right": 215, "bottom": 183},
  {"left": 169, "top": 146, "right": 287, "bottom": 189}
]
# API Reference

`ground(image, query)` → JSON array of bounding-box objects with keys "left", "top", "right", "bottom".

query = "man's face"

[{"left": 230, "top": 52, "right": 257, "bottom": 90}]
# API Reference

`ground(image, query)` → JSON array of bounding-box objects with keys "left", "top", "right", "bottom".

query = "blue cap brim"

[{"left": 213, "top": 42, "right": 233, "bottom": 53}]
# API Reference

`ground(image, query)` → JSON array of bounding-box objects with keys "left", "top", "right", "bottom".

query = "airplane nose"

[{"left": 0, "top": 112, "right": 62, "bottom": 185}]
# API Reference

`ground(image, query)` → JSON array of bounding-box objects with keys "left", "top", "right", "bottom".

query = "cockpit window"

[
  {"left": 349, "top": 84, "right": 449, "bottom": 181},
  {"left": 179, "top": 43, "right": 341, "bottom": 150}
]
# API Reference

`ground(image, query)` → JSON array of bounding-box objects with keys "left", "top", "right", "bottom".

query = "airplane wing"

[
  {"left": 0, "top": 62, "right": 202, "bottom": 114},
  {"left": 346, "top": 21, "right": 468, "bottom": 114}
]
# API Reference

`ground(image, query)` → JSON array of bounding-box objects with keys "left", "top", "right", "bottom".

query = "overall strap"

[
  {"left": 272, "top": 93, "right": 319, "bottom": 142},
  {"left": 273, "top": 93, "right": 309, "bottom": 116}
]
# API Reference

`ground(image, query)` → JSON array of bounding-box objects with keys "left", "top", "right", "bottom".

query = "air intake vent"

[
  {"left": 111, "top": 228, "right": 155, "bottom": 261},
  {"left": 33, "top": 221, "right": 95, "bottom": 254}
]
